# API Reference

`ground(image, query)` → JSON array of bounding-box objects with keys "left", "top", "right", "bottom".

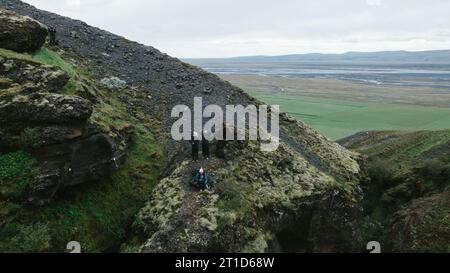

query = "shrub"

[
  {"left": 0, "top": 151, "right": 36, "bottom": 198},
  {"left": 19, "top": 127, "right": 42, "bottom": 149},
  {"left": 0, "top": 223, "right": 50, "bottom": 253},
  {"left": 418, "top": 159, "right": 445, "bottom": 178},
  {"left": 367, "top": 159, "right": 396, "bottom": 190},
  {"left": 100, "top": 77, "right": 127, "bottom": 91},
  {"left": 416, "top": 159, "right": 450, "bottom": 189},
  {"left": 360, "top": 216, "right": 385, "bottom": 243}
]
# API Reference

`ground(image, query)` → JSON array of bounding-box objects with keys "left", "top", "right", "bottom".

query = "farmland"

[{"left": 220, "top": 75, "right": 450, "bottom": 140}]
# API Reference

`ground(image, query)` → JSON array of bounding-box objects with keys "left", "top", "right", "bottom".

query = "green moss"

[
  {"left": 1, "top": 47, "right": 79, "bottom": 95},
  {"left": 0, "top": 48, "right": 35, "bottom": 62},
  {"left": 62, "top": 78, "right": 78, "bottom": 95},
  {"left": 241, "top": 233, "right": 269, "bottom": 253},
  {"left": 400, "top": 204, "right": 450, "bottom": 252},
  {"left": 91, "top": 98, "right": 132, "bottom": 136},
  {"left": 0, "top": 124, "right": 161, "bottom": 252},
  {"left": 216, "top": 176, "right": 250, "bottom": 218},
  {"left": 360, "top": 215, "right": 386, "bottom": 244},
  {"left": 19, "top": 127, "right": 43, "bottom": 150},
  {"left": 0, "top": 77, "right": 14, "bottom": 89},
  {"left": 33, "top": 48, "right": 76, "bottom": 78},
  {"left": 0, "top": 151, "right": 37, "bottom": 198},
  {"left": 32, "top": 48, "right": 80, "bottom": 95},
  {"left": 0, "top": 223, "right": 51, "bottom": 253}
]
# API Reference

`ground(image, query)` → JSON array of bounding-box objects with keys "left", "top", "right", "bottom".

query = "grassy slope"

[
  {"left": 345, "top": 130, "right": 450, "bottom": 170},
  {"left": 0, "top": 47, "right": 78, "bottom": 94},
  {"left": 33, "top": 48, "right": 79, "bottom": 95},
  {"left": 342, "top": 130, "right": 450, "bottom": 252},
  {"left": 0, "top": 48, "right": 162, "bottom": 252},
  {"left": 249, "top": 91, "right": 450, "bottom": 140}
]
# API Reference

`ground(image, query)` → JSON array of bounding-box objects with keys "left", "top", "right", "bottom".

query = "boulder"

[
  {"left": 0, "top": 92, "right": 92, "bottom": 125},
  {"left": 0, "top": 55, "right": 70, "bottom": 92},
  {"left": 27, "top": 126, "right": 126, "bottom": 205},
  {"left": 0, "top": 9, "right": 48, "bottom": 53}
]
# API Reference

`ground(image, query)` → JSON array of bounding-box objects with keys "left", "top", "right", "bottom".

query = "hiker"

[
  {"left": 48, "top": 26, "right": 58, "bottom": 46},
  {"left": 215, "top": 122, "right": 228, "bottom": 158},
  {"left": 191, "top": 131, "right": 199, "bottom": 161},
  {"left": 195, "top": 168, "right": 210, "bottom": 190},
  {"left": 202, "top": 130, "right": 210, "bottom": 160}
]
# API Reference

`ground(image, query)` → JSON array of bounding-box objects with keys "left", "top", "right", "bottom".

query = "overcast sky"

[{"left": 23, "top": 0, "right": 450, "bottom": 58}]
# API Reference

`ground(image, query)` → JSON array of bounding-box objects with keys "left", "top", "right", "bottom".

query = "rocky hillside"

[
  {"left": 1, "top": 0, "right": 363, "bottom": 253},
  {"left": 340, "top": 130, "right": 450, "bottom": 252}
]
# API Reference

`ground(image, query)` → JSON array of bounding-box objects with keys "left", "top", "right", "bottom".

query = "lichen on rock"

[
  {"left": 100, "top": 76, "right": 127, "bottom": 91},
  {"left": 132, "top": 124, "right": 363, "bottom": 253}
]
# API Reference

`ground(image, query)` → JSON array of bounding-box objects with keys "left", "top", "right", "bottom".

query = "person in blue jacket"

[{"left": 195, "top": 168, "right": 210, "bottom": 190}]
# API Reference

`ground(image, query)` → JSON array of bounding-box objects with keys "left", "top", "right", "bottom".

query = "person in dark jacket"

[
  {"left": 215, "top": 122, "right": 228, "bottom": 159},
  {"left": 48, "top": 26, "right": 58, "bottom": 46},
  {"left": 191, "top": 131, "right": 199, "bottom": 161},
  {"left": 202, "top": 130, "right": 210, "bottom": 160}
]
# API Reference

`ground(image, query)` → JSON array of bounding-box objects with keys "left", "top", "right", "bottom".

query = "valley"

[{"left": 201, "top": 72, "right": 450, "bottom": 140}]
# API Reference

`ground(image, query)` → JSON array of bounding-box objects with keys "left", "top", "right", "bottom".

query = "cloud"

[
  {"left": 21, "top": 0, "right": 450, "bottom": 58},
  {"left": 65, "top": 0, "right": 81, "bottom": 8},
  {"left": 366, "top": 0, "right": 381, "bottom": 6}
]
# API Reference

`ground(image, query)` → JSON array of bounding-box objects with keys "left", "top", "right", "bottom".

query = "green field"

[{"left": 249, "top": 91, "right": 450, "bottom": 140}]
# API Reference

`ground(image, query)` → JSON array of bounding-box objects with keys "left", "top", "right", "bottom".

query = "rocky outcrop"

[
  {"left": 25, "top": 125, "right": 125, "bottom": 204},
  {"left": 131, "top": 124, "right": 362, "bottom": 253},
  {"left": 0, "top": 10, "right": 125, "bottom": 205},
  {"left": 0, "top": 92, "right": 92, "bottom": 125},
  {"left": 0, "top": 53, "right": 70, "bottom": 92},
  {"left": 0, "top": 53, "right": 124, "bottom": 204},
  {"left": 0, "top": 8, "right": 47, "bottom": 52}
]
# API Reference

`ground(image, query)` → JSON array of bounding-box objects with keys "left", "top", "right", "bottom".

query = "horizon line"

[{"left": 181, "top": 48, "right": 450, "bottom": 60}]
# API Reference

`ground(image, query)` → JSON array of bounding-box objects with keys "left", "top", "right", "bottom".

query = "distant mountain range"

[{"left": 185, "top": 50, "right": 450, "bottom": 64}]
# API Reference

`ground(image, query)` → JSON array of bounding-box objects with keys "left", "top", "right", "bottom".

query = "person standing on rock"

[
  {"left": 215, "top": 122, "right": 228, "bottom": 159},
  {"left": 191, "top": 131, "right": 199, "bottom": 161},
  {"left": 48, "top": 26, "right": 58, "bottom": 46},
  {"left": 202, "top": 130, "right": 210, "bottom": 160}
]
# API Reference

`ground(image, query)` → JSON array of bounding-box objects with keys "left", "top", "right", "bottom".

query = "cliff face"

[
  {"left": 1, "top": 0, "right": 363, "bottom": 252},
  {"left": 0, "top": 10, "right": 129, "bottom": 206}
]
